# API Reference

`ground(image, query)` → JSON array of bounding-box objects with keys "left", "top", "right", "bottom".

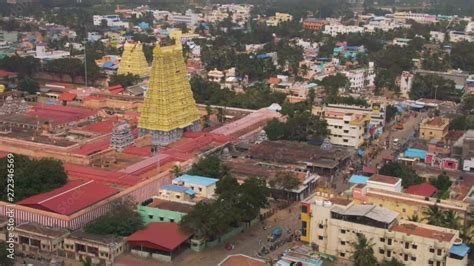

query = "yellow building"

[
  {"left": 117, "top": 42, "right": 149, "bottom": 78},
  {"left": 419, "top": 117, "right": 449, "bottom": 141},
  {"left": 301, "top": 194, "right": 470, "bottom": 266},
  {"left": 352, "top": 185, "right": 469, "bottom": 225},
  {"left": 138, "top": 44, "right": 200, "bottom": 146},
  {"left": 266, "top": 12, "right": 293, "bottom": 26}
]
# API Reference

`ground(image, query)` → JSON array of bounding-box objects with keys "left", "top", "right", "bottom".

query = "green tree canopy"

[
  {"left": 109, "top": 73, "right": 141, "bottom": 88},
  {"left": 319, "top": 73, "right": 349, "bottom": 96},
  {"left": 409, "top": 74, "right": 458, "bottom": 101},
  {"left": 18, "top": 76, "right": 40, "bottom": 94},
  {"left": 85, "top": 197, "right": 144, "bottom": 236},
  {"left": 0, "top": 154, "right": 68, "bottom": 202},
  {"left": 188, "top": 155, "right": 229, "bottom": 179},
  {"left": 451, "top": 41, "right": 474, "bottom": 72},
  {"left": 264, "top": 111, "right": 329, "bottom": 142},
  {"left": 379, "top": 162, "right": 422, "bottom": 187}
]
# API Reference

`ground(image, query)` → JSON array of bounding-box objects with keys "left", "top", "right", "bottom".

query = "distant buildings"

[
  {"left": 266, "top": 12, "right": 293, "bottom": 27},
  {"left": 393, "top": 37, "right": 412, "bottom": 47},
  {"left": 34, "top": 45, "right": 70, "bottom": 60},
  {"left": 400, "top": 71, "right": 414, "bottom": 98},
  {"left": 323, "top": 24, "right": 364, "bottom": 37},
  {"left": 302, "top": 18, "right": 328, "bottom": 31},
  {"left": 322, "top": 111, "right": 369, "bottom": 148},
  {"left": 391, "top": 12, "right": 437, "bottom": 24},
  {"left": 449, "top": 31, "right": 474, "bottom": 43},
  {"left": 93, "top": 15, "right": 129, "bottom": 28}
]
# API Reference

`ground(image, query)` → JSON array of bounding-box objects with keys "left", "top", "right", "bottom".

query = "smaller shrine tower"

[
  {"left": 110, "top": 120, "right": 134, "bottom": 152},
  {"left": 117, "top": 42, "right": 149, "bottom": 78}
]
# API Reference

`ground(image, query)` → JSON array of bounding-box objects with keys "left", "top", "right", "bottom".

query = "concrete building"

[
  {"left": 430, "top": 31, "right": 446, "bottom": 43},
  {"left": 63, "top": 230, "right": 126, "bottom": 265},
  {"left": 138, "top": 198, "right": 194, "bottom": 224},
  {"left": 266, "top": 13, "right": 293, "bottom": 26},
  {"left": 352, "top": 184, "right": 469, "bottom": 223},
  {"left": 323, "top": 24, "right": 364, "bottom": 37},
  {"left": 391, "top": 12, "right": 437, "bottom": 24},
  {"left": 393, "top": 38, "right": 412, "bottom": 47},
  {"left": 315, "top": 102, "right": 387, "bottom": 131},
  {"left": 93, "top": 15, "right": 129, "bottom": 28},
  {"left": 452, "top": 130, "right": 474, "bottom": 172},
  {"left": 302, "top": 19, "right": 328, "bottom": 31},
  {"left": 300, "top": 195, "right": 470, "bottom": 266},
  {"left": 342, "top": 64, "right": 375, "bottom": 91},
  {"left": 323, "top": 111, "right": 369, "bottom": 148},
  {"left": 419, "top": 117, "right": 449, "bottom": 141},
  {"left": 13, "top": 223, "right": 69, "bottom": 256},
  {"left": 172, "top": 174, "right": 218, "bottom": 198},
  {"left": 0, "top": 31, "right": 18, "bottom": 42},
  {"left": 449, "top": 31, "right": 474, "bottom": 43},
  {"left": 400, "top": 71, "right": 414, "bottom": 98},
  {"left": 366, "top": 174, "right": 402, "bottom": 192}
]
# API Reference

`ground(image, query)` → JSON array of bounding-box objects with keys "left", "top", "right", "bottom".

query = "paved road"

[{"left": 368, "top": 111, "right": 428, "bottom": 167}]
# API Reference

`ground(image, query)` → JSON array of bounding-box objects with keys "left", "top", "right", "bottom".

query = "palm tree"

[
  {"left": 408, "top": 213, "right": 421, "bottom": 222},
  {"left": 442, "top": 210, "right": 461, "bottom": 230},
  {"left": 351, "top": 233, "right": 377, "bottom": 266},
  {"left": 171, "top": 164, "right": 183, "bottom": 177},
  {"left": 423, "top": 205, "right": 444, "bottom": 226}
]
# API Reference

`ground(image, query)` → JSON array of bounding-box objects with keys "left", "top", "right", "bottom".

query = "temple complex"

[
  {"left": 138, "top": 43, "right": 200, "bottom": 147},
  {"left": 110, "top": 120, "right": 134, "bottom": 152},
  {"left": 0, "top": 96, "right": 29, "bottom": 115},
  {"left": 117, "top": 42, "right": 149, "bottom": 78}
]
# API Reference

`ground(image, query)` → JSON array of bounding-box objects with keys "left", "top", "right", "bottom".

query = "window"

[
  {"left": 170, "top": 219, "right": 175, "bottom": 223},
  {"left": 343, "top": 130, "right": 349, "bottom": 133},
  {"left": 148, "top": 215, "right": 153, "bottom": 219},
  {"left": 340, "top": 241, "right": 346, "bottom": 246},
  {"left": 159, "top": 217, "right": 164, "bottom": 221},
  {"left": 380, "top": 237, "right": 385, "bottom": 243},
  {"left": 301, "top": 221, "right": 307, "bottom": 236},
  {"left": 405, "top": 242, "right": 409, "bottom": 249},
  {"left": 436, "top": 262, "right": 441, "bottom": 266},
  {"left": 199, "top": 187, "right": 202, "bottom": 192},
  {"left": 176, "top": 195, "right": 181, "bottom": 199},
  {"left": 318, "top": 235, "right": 324, "bottom": 240},
  {"left": 301, "top": 206, "right": 308, "bottom": 213},
  {"left": 319, "top": 224, "right": 324, "bottom": 229},
  {"left": 429, "top": 247, "right": 435, "bottom": 253},
  {"left": 343, "top": 139, "right": 348, "bottom": 143},
  {"left": 404, "top": 254, "right": 408, "bottom": 261},
  {"left": 340, "top": 252, "right": 345, "bottom": 257},
  {"left": 387, "top": 239, "right": 392, "bottom": 245},
  {"left": 437, "top": 249, "right": 442, "bottom": 256},
  {"left": 412, "top": 244, "right": 417, "bottom": 249},
  {"left": 428, "top": 260, "right": 433, "bottom": 265},
  {"left": 379, "top": 248, "right": 384, "bottom": 254},
  {"left": 387, "top": 250, "right": 392, "bottom": 258},
  {"left": 340, "top": 229, "right": 346, "bottom": 234},
  {"left": 411, "top": 256, "right": 416, "bottom": 261},
  {"left": 402, "top": 208, "right": 406, "bottom": 213}
]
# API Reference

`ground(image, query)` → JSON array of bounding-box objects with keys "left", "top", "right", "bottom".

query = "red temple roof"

[{"left": 127, "top": 223, "right": 192, "bottom": 252}]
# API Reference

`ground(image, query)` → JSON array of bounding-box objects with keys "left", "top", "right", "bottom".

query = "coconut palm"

[
  {"left": 351, "top": 233, "right": 377, "bottom": 266},
  {"left": 171, "top": 164, "right": 183, "bottom": 177},
  {"left": 408, "top": 213, "right": 421, "bottom": 222},
  {"left": 423, "top": 205, "right": 445, "bottom": 226},
  {"left": 442, "top": 210, "right": 461, "bottom": 230}
]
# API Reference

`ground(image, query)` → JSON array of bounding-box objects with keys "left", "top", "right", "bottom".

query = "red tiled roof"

[
  {"left": 369, "top": 174, "right": 400, "bottom": 185},
  {"left": 108, "top": 85, "right": 124, "bottom": 94},
  {"left": 127, "top": 223, "right": 192, "bottom": 251},
  {"left": 26, "top": 104, "right": 97, "bottom": 125},
  {"left": 267, "top": 77, "right": 281, "bottom": 85},
  {"left": 405, "top": 183, "right": 439, "bottom": 197},
  {"left": 81, "top": 119, "right": 115, "bottom": 134},
  {"left": 70, "top": 137, "right": 110, "bottom": 155},
  {"left": 391, "top": 222, "right": 455, "bottom": 242},
  {"left": 58, "top": 92, "right": 77, "bottom": 101},
  {"left": 123, "top": 146, "right": 152, "bottom": 157},
  {"left": 18, "top": 180, "right": 118, "bottom": 215},
  {"left": 0, "top": 70, "right": 17, "bottom": 77},
  {"left": 362, "top": 166, "right": 377, "bottom": 175}
]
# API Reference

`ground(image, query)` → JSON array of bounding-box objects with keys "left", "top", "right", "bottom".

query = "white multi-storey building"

[
  {"left": 321, "top": 111, "right": 369, "bottom": 148},
  {"left": 449, "top": 31, "right": 474, "bottom": 43},
  {"left": 323, "top": 24, "right": 364, "bottom": 37},
  {"left": 341, "top": 63, "right": 375, "bottom": 92},
  {"left": 93, "top": 15, "right": 129, "bottom": 28},
  {"left": 391, "top": 12, "right": 437, "bottom": 24}
]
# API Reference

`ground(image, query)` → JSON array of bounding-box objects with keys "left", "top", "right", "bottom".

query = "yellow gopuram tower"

[
  {"left": 138, "top": 43, "right": 201, "bottom": 146},
  {"left": 117, "top": 42, "right": 149, "bottom": 77}
]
